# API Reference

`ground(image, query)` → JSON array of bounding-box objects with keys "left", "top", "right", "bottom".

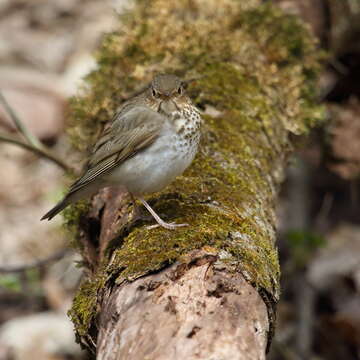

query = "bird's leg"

[
  {"left": 129, "top": 194, "right": 152, "bottom": 222},
  {"left": 138, "top": 197, "right": 188, "bottom": 230}
]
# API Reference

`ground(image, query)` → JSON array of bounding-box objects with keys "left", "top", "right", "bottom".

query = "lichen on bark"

[{"left": 64, "top": 0, "right": 324, "bottom": 347}]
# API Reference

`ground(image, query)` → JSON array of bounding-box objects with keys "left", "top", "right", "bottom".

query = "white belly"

[{"left": 104, "top": 125, "right": 199, "bottom": 195}]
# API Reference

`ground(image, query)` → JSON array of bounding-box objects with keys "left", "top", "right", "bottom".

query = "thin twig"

[
  {"left": 0, "top": 133, "right": 71, "bottom": 172},
  {"left": 0, "top": 91, "right": 44, "bottom": 149},
  {"left": 0, "top": 90, "right": 73, "bottom": 172},
  {"left": 0, "top": 249, "right": 69, "bottom": 273}
]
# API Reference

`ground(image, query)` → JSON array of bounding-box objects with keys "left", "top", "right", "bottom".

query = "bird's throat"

[{"left": 159, "top": 99, "right": 179, "bottom": 116}]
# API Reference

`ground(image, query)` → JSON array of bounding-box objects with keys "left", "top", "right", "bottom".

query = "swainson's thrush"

[{"left": 42, "top": 74, "right": 202, "bottom": 229}]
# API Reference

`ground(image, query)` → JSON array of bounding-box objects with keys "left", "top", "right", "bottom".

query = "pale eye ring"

[{"left": 152, "top": 88, "right": 160, "bottom": 98}]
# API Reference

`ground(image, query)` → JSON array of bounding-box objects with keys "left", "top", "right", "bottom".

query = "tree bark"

[
  {"left": 97, "top": 255, "right": 268, "bottom": 360},
  {"left": 64, "top": 1, "right": 323, "bottom": 359}
]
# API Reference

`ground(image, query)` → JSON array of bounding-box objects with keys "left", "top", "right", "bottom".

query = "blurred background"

[{"left": 0, "top": 1, "right": 359, "bottom": 359}]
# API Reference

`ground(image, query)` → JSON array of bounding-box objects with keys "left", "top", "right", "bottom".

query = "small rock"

[
  {"left": 308, "top": 224, "right": 360, "bottom": 290},
  {"left": 0, "top": 312, "right": 82, "bottom": 360}
]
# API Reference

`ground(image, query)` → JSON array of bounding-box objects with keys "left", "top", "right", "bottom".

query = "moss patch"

[
  {"left": 68, "top": 274, "right": 105, "bottom": 339},
  {"left": 66, "top": 0, "right": 324, "bottom": 341}
]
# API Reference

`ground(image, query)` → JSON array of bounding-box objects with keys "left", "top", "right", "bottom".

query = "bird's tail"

[
  {"left": 41, "top": 198, "right": 70, "bottom": 221},
  {"left": 41, "top": 179, "right": 100, "bottom": 221}
]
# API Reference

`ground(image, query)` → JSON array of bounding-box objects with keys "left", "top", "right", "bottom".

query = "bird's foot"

[
  {"left": 137, "top": 197, "right": 188, "bottom": 230},
  {"left": 146, "top": 221, "right": 188, "bottom": 230}
]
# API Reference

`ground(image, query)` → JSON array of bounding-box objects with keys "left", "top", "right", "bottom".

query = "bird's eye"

[
  {"left": 177, "top": 86, "right": 183, "bottom": 95},
  {"left": 152, "top": 88, "right": 159, "bottom": 98}
]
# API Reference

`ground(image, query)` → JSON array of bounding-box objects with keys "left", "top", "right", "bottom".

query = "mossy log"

[{"left": 63, "top": 0, "right": 323, "bottom": 358}]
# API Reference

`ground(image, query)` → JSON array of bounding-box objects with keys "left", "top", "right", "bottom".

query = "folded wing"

[{"left": 68, "top": 105, "right": 164, "bottom": 195}]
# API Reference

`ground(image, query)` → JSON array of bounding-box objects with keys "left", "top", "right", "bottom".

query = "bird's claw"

[{"left": 146, "top": 222, "right": 189, "bottom": 230}]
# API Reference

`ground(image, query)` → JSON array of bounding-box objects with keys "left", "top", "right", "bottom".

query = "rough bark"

[
  {"left": 63, "top": 1, "right": 323, "bottom": 359},
  {"left": 97, "top": 254, "right": 268, "bottom": 360}
]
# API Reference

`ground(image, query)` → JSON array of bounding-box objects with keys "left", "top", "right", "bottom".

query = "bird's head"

[{"left": 148, "top": 74, "right": 189, "bottom": 115}]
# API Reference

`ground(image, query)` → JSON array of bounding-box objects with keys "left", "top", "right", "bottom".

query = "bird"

[{"left": 41, "top": 74, "right": 202, "bottom": 230}]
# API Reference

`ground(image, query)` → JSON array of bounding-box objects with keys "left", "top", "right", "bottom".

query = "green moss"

[
  {"left": 65, "top": 0, "right": 324, "bottom": 341},
  {"left": 238, "top": 4, "right": 311, "bottom": 59},
  {"left": 62, "top": 199, "right": 90, "bottom": 250},
  {"left": 109, "top": 201, "right": 238, "bottom": 281},
  {"left": 68, "top": 275, "right": 105, "bottom": 337}
]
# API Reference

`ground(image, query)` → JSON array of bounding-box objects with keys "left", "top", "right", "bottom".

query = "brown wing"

[{"left": 68, "top": 105, "right": 164, "bottom": 194}]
